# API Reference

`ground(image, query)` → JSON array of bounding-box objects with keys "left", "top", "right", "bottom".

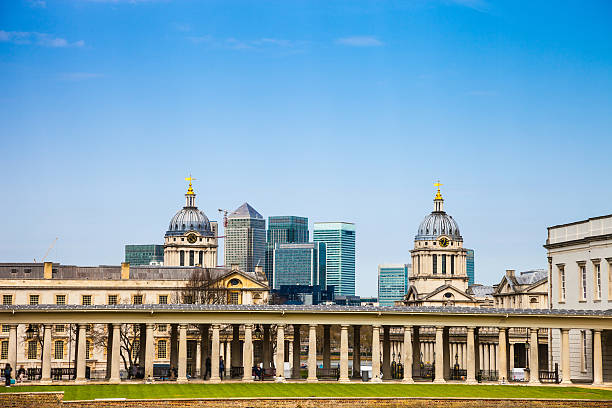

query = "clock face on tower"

[
  {"left": 438, "top": 237, "right": 450, "bottom": 247},
  {"left": 187, "top": 233, "right": 197, "bottom": 244}
]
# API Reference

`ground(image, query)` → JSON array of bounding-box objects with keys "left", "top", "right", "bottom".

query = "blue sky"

[{"left": 1, "top": 0, "right": 611, "bottom": 296}]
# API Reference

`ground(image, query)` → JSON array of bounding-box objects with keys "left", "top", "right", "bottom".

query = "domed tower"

[
  {"left": 408, "top": 182, "right": 469, "bottom": 300},
  {"left": 163, "top": 177, "right": 218, "bottom": 267}
]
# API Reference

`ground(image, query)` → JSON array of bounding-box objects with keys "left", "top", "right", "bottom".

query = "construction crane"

[
  {"left": 34, "top": 237, "right": 58, "bottom": 263},
  {"left": 218, "top": 208, "right": 231, "bottom": 228}
]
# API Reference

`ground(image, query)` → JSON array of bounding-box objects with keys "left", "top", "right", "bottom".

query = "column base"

[
  {"left": 401, "top": 378, "right": 414, "bottom": 384},
  {"left": 242, "top": 378, "right": 254, "bottom": 383},
  {"left": 39, "top": 379, "right": 52, "bottom": 385},
  {"left": 593, "top": 381, "right": 604, "bottom": 386},
  {"left": 561, "top": 380, "right": 572, "bottom": 385},
  {"left": 108, "top": 378, "right": 121, "bottom": 384},
  {"left": 433, "top": 378, "right": 446, "bottom": 384},
  {"left": 528, "top": 380, "right": 540, "bottom": 386},
  {"left": 339, "top": 377, "right": 350, "bottom": 383},
  {"left": 209, "top": 377, "right": 221, "bottom": 384},
  {"left": 177, "top": 378, "right": 188, "bottom": 384},
  {"left": 74, "top": 379, "right": 87, "bottom": 384},
  {"left": 370, "top": 377, "right": 382, "bottom": 383},
  {"left": 275, "top": 376, "right": 286, "bottom": 383},
  {"left": 465, "top": 379, "right": 478, "bottom": 385},
  {"left": 306, "top": 377, "right": 318, "bottom": 383}
]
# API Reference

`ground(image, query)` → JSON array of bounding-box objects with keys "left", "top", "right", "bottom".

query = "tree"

[{"left": 176, "top": 268, "right": 228, "bottom": 305}]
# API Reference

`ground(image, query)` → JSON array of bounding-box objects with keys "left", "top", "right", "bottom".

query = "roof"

[
  {"left": 515, "top": 269, "right": 547, "bottom": 286},
  {"left": 468, "top": 285, "right": 495, "bottom": 298},
  {"left": 229, "top": 203, "right": 263, "bottom": 219}
]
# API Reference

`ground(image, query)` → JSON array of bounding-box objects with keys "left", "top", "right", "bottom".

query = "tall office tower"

[
  {"left": 272, "top": 242, "right": 326, "bottom": 289},
  {"left": 378, "top": 264, "right": 411, "bottom": 306},
  {"left": 264, "top": 216, "right": 309, "bottom": 284},
  {"left": 466, "top": 249, "right": 475, "bottom": 286},
  {"left": 313, "top": 222, "right": 355, "bottom": 296},
  {"left": 125, "top": 244, "right": 164, "bottom": 265},
  {"left": 224, "top": 203, "right": 266, "bottom": 273}
]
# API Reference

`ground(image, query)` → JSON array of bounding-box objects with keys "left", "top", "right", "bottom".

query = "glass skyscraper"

[
  {"left": 378, "top": 264, "right": 411, "bottom": 306},
  {"left": 272, "top": 242, "right": 326, "bottom": 289},
  {"left": 264, "top": 216, "right": 309, "bottom": 284},
  {"left": 224, "top": 203, "right": 266, "bottom": 272},
  {"left": 125, "top": 244, "right": 164, "bottom": 265},
  {"left": 313, "top": 222, "right": 355, "bottom": 296},
  {"left": 466, "top": 249, "right": 475, "bottom": 286}
]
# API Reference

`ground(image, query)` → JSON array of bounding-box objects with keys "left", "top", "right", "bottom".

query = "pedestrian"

[
  {"left": 17, "top": 365, "right": 25, "bottom": 383},
  {"left": 4, "top": 363, "right": 12, "bottom": 387},
  {"left": 219, "top": 356, "right": 224, "bottom": 380},
  {"left": 205, "top": 357, "right": 211, "bottom": 380}
]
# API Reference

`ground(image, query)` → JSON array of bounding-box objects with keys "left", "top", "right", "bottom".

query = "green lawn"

[{"left": 1, "top": 383, "right": 611, "bottom": 401}]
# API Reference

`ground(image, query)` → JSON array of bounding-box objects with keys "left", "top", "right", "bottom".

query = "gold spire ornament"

[
  {"left": 434, "top": 180, "right": 443, "bottom": 200},
  {"left": 185, "top": 174, "right": 197, "bottom": 195}
]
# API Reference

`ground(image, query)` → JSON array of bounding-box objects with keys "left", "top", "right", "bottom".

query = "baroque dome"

[
  {"left": 414, "top": 184, "right": 462, "bottom": 242},
  {"left": 165, "top": 178, "right": 214, "bottom": 237}
]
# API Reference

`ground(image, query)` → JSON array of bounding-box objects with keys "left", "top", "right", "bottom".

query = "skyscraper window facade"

[
  {"left": 378, "top": 264, "right": 411, "bottom": 306},
  {"left": 224, "top": 203, "right": 265, "bottom": 272},
  {"left": 466, "top": 249, "right": 475, "bottom": 286},
  {"left": 313, "top": 222, "right": 355, "bottom": 296},
  {"left": 272, "top": 242, "right": 326, "bottom": 289},
  {"left": 264, "top": 216, "right": 309, "bottom": 284},
  {"left": 125, "top": 244, "right": 164, "bottom": 265}
]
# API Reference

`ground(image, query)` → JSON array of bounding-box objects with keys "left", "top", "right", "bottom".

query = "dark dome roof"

[
  {"left": 415, "top": 211, "right": 462, "bottom": 241},
  {"left": 166, "top": 207, "right": 213, "bottom": 237}
]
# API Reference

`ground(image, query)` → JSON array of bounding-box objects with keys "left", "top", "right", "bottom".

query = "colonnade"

[{"left": 3, "top": 322, "right": 604, "bottom": 385}]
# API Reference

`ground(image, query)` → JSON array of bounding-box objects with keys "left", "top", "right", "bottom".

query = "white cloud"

[
  {"left": 335, "top": 36, "right": 384, "bottom": 47},
  {"left": 445, "top": 0, "right": 489, "bottom": 13},
  {"left": 0, "top": 31, "right": 84, "bottom": 47},
  {"left": 27, "top": 0, "right": 47, "bottom": 8},
  {"left": 189, "top": 36, "right": 303, "bottom": 51}
]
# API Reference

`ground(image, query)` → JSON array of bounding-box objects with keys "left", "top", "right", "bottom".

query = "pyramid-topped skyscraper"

[{"left": 224, "top": 202, "right": 266, "bottom": 272}]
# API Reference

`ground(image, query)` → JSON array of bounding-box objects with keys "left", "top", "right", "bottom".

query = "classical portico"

[{"left": 1, "top": 304, "right": 609, "bottom": 385}]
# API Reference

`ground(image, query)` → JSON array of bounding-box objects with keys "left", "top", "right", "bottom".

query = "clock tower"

[
  {"left": 163, "top": 177, "right": 218, "bottom": 267},
  {"left": 407, "top": 182, "right": 469, "bottom": 305}
]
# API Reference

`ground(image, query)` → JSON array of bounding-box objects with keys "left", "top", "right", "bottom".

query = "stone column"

[
  {"left": 466, "top": 327, "right": 477, "bottom": 384},
  {"left": 382, "top": 326, "right": 391, "bottom": 380},
  {"left": 145, "top": 324, "right": 154, "bottom": 379},
  {"left": 7, "top": 325, "right": 17, "bottom": 379},
  {"left": 509, "top": 342, "right": 515, "bottom": 371},
  {"left": 41, "top": 324, "right": 53, "bottom": 383},
  {"left": 170, "top": 324, "right": 178, "bottom": 372},
  {"left": 263, "top": 325, "right": 271, "bottom": 369},
  {"left": 323, "top": 325, "right": 331, "bottom": 369},
  {"left": 225, "top": 341, "right": 231, "bottom": 377},
  {"left": 561, "top": 328, "right": 571, "bottom": 384},
  {"left": 276, "top": 324, "right": 285, "bottom": 381},
  {"left": 109, "top": 323, "right": 121, "bottom": 383},
  {"left": 371, "top": 325, "right": 382, "bottom": 382},
  {"left": 243, "top": 324, "right": 253, "bottom": 382},
  {"left": 593, "top": 329, "right": 603, "bottom": 385},
  {"left": 339, "top": 324, "right": 350, "bottom": 382},
  {"left": 412, "top": 326, "right": 420, "bottom": 373},
  {"left": 529, "top": 328, "right": 540, "bottom": 385},
  {"left": 139, "top": 323, "right": 147, "bottom": 375},
  {"left": 498, "top": 328, "right": 508, "bottom": 383},
  {"left": 403, "top": 325, "right": 414, "bottom": 383},
  {"left": 292, "top": 325, "right": 301, "bottom": 379},
  {"left": 76, "top": 324, "right": 87, "bottom": 382},
  {"left": 210, "top": 324, "right": 221, "bottom": 382},
  {"left": 177, "top": 324, "right": 188, "bottom": 382},
  {"left": 199, "top": 324, "right": 209, "bottom": 379},
  {"left": 353, "top": 325, "right": 361, "bottom": 378},
  {"left": 434, "top": 326, "right": 445, "bottom": 383},
  {"left": 307, "top": 324, "right": 317, "bottom": 382}
]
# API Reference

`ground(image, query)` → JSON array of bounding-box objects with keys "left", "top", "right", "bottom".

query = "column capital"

[
  {"left": 277, "top": 323, "right": 286, "bottom": 329},
  {"left": 467, "top": 326, "right": 476, "bottom": 331},
  {"left": 404, "top": 325, "right": 413, "bottom": 330},
  {"left": 244, "top": 324, "right": 254, "bottom": 330},
  {"left": 372, "top": 324, "right": 381, "bottom": 329},
  {"left": 593, "top": 328, "right": 603, "bottom": 333},
  {"left": 179, "top": 323, "right": 188, "bottom": 329},
  {"left": 498, "top": 327, "right": 507, "bottom": 333},
  {"left": 146, "top": 323, "right": 155, "bottom": 329},
  {"left": 8, "top": 324, "right": 18, "bottom": 330},
  {"left": 44, "top": 323, "right": 53, "bottom": 329},
  {"left": 435, "top": 325, "right": 445, "bottom": 330},
  {"left": 212, "top": 324, "right": 221, "bottom": 329},
  {"left": 112, "top": 323, "right": 122, "bottom": 329},
  {"left": 309, "top": 323, "right": 318, "bottom": 329},
  {"left": 340, "top": 324, "right": 350, "bottom": 329}
]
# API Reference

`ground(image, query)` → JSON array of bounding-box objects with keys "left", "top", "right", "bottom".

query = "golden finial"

[
  {"left": 434, "top": 180, "right": 443, "bottom": 200},
  {"left": 185, "top": 174, "right": 197, "bottom": 195}
]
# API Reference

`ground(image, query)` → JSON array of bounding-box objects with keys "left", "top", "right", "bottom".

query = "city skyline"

[{"left": 2, "top": 1, "right": 612, "bottom": 296}]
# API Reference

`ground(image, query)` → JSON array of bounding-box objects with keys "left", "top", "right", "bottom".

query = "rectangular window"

[
  {"left": 441, "top": 254, "right": 446, "bottom": 275},
  {"left": 82, "top": 295, "right": 92, "bottom": 306},
  {"left": 157, "top": 339, "right": 167, "bottom": 359},
  {"left": 1, "top": 325, "right": 9, "bottom": 333},
  {"left": 432, "top": 255, "right": 437, "bottom": 275},
  {"left": 27, "top": 341, "right": 37, "bottom": 359},
  {"left": 2, "top": 295, "right": 12, "bottom": 305},
  {"left": 595, "top": 263, "right": 602, "bottom": 300},
  {"left": 580, "top": 264, "right": 587, "bottom": 301},
  {"left": 133, "top": 295, "right": 143, "bottom": 305},
  {"left": 229, "top": 292, "right": 239, "bottom": 304},
  {"left": 29, "top": 295, "right": 39, "bottom": 305},
  {"left": 158, "top": 295, "right": 168, "bottom": 305},
  {"left": 450, "top": 255, "right": 454, "bottom": 275},
  {"left": 55, "top": 325, "right": 65, "bottom": 333},
  {"left": 86, "top": 340, "right": 91, "bottom": 359},
  {"left": 56, "top": 294, "right": 66, "bottom": 305},
  {"left": 158, "top": 324, "right": 167, "bottom": 332},
  {"left": 54, "top": 340, "right": 64, "bottom": 360},
  {"left": 558, "top": 266, "right": 566, "bottom": 302},
  {"left": 108, "top": 295, "right": 118, "bottom": 305},
  {"left": 0, "top": 341, "right": 8, "bottom": 359}
]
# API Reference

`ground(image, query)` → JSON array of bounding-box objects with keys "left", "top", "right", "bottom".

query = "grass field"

[{"left": 1, "top": 383, "right": 611, "bottom": 401}]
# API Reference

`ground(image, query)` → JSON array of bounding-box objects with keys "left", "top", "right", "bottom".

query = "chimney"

[
  {"left": 121, "top": 262, "right": 130, "bottom": 280},
  {"left": 506, "top": 269, "right": 515, "bottom": 279},
  {"left": 43, "top": 262, "right": 53, "bottom": 279},
  {"left": 231, "top": 263, "right": 240, "bottom": 271}
]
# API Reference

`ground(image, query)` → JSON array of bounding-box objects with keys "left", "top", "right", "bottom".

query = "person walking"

[
  {"left": 219, "top": 356, "right": 224, "bottom": 380},
  {"left": 4, "top": 363, "right": 12, "bottom": 387}
]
